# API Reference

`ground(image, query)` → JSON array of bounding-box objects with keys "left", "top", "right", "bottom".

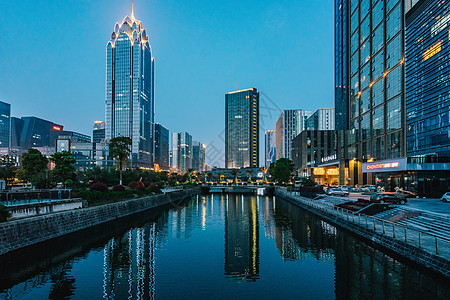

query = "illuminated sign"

[
  {"left": 321, "top": 154, "right": 337, "bottom": 163},
  {"left": 362, "top": 158, "right": 407, "bottom": 173},
  {"left": 52, "top": 126, "right": 62, "bottom": 131},
  {"left": 366, "top": 162, "right": 399, "bottom": 170}
]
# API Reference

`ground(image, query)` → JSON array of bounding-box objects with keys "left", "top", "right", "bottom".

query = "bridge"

[{"left": 200, "top": 184, "right": 275, "bottom": 195}]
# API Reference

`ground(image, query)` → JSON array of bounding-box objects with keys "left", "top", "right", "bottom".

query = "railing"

[
  {"left": 283, "top": 190, "right": 450, "bottom": 259},
  {"left": 0, "top": 189, "right": 73, "bottom": 206}
]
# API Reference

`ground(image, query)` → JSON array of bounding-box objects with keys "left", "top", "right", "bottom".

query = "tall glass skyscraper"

[
  {"left": 265, "top": 129, "right": 276, "bottom": 167},
  {"left": 225, "top": 88, "right": 259, "bottom": 168},
  {"left": 105, "top": 6, "right": 155, "bottom": 168},
  {"left": 0, "top": 101, "right": 11, "bottom": 149},
  {"left": 275, "top": 109, "right": 311, "bottom": 160}
]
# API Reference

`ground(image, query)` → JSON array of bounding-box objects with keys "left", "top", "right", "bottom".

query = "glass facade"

[
  {"left": 192, "top": 141, "right": 206, "bottom": 172},
  {"left": 265, "top": 129, "right": 276, "bottom": 167},
  {"left": 0, "top": 101, "right": 11, "bottom": 149},
  {"left": 154, "top": 123, "right": 170, "bottom": 170},
  {"left": 346, "top": 0, "right": 405, "bottom": 160},
  {"left": 106, "top": 13, "right": 155, "bottom": 168},
  {"left": 406, "top": 0, "right": 450, "bottom": 157},
  {"left": 335, "top": 0, "right": 350, "bottom": 130},
  {"left": 171, "top": 131, "right": 192, "bottom": 173},
  {"left": 225, "top": 88, "right": 259, "bottom": 168}
]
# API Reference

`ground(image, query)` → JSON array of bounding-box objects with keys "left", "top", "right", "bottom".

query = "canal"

[{"left": 0, "top": 194, "right": 449, "bottom": 299}]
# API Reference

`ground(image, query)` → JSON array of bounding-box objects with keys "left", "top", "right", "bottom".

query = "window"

[
  {"left": 351, "top": 7, "right": 359, "bottom": 34},
  {"left": 386, "top": 34, "right": 401, "bottom": 70},
  {"left": 351, "top": 30, "right": 359, "bottom": 54},
  {"left": 372, "top": 49, "right": 384, "bottom": 80},
  {"left": 360, "top": 15, "right": 371, "bottom": 43},
  {"left": 387, "top": 97, "right": 401, "bottom": 130},
  {"left": 386, "top": 5, "right": 401, "bottom": 42},
  {"left": 373, "top": 105, "right": 384, "bottom": 136},
  {"left": 372, "top": 0, "right": 384, "bottom": 29},
  {"left": 360, "top": 40, "right": 371, "bottom": 66},
  {"left": 360, "top": 88, "right": 371, "bottom": 114},
  {"left": 372, "top": 23, "right": 384, "bottom": 55},
  {"left": 386, "top": 65, "right": 401, "bottom": 99},
  {"left": 361, "top": 113, "right": 370, "bottom": 140},
  {"left": 372, "top": 79, "right": 384, "bottom": 107},
  {"left": 360, "top": 63, "right": 370, "bottom": 90}
]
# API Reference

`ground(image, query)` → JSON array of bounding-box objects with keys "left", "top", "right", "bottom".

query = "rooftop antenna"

[{"left": 131, "top": 0, "right": 135, "bottom": 19}]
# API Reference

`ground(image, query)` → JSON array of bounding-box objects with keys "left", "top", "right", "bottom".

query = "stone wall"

[
  {"left": 275, "top": 188, "right": 450, "bottom": 279},
  {"left": 0, "top": 189, "right": 199, "bottom": 256}
]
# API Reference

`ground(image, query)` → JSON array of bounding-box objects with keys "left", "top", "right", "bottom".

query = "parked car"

[
  {"left": 441, "top": 192, "right": 450, "bottom": 203},
  {"left": 326, "top": 188, "right": 349, "bottom": 197},
  {"left": 364, "top": 185, "right": 377, "bottom": 192},
  {"left": 370, "top": 193, "right": 407, "bottom": 204}
]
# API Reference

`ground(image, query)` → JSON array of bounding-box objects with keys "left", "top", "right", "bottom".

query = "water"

[{"left": 0, "top": 194, "right": 449, "bottom": 299}]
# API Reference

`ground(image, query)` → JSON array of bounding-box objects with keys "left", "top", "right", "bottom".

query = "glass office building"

[
  {"left": 105, "top": 7, "right": 155, "bottom": 168},
  {"left": 0, "top": 101, "right": 11, "bottom": 149},
  {"left": 335, "top": 0, "right": 350, "bottom": 131},
  {"left": 406, "top": 0, "right": 450, "bottom": 158},
  {"left": 225, "top": 88, "right": 259, "bottom": 168},
  {"left": 192, "top": 141, "right": 206, "bottom": 172},
  {"left": 155, "top": 123, "right": 170, "bottom": 170},
  {"left": 335, "top": 0, "right": 406, "bottom": 186},
  {"left": 171, "top": 131, "right": 192, "bottom": 173},
  {"left": 275, "top": 109, "right": 311, "bottom": 160},
  {"left": 265, "top": 129, "right": 276, "bottom": 167}
]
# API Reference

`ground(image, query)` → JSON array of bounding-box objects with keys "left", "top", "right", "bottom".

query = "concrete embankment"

[
  {"left": 275, "top": 188, "right": 450, "bottom": 279},
  {"left": 0, "top": 188, "right": 199, "bottom": 256}
]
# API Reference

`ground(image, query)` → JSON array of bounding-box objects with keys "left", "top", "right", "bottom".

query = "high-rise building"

[
  {"left": 335, "top": 0, "right": 406, "bottom": 186},
  {"left": 93, "top": 121, "right": 106, "bottom": 143},
  {"left": 155, "top": 123, "right": 169, "bottom": 170},
  {"left": 306, "top": 108, "right": 335, "bottom": 131},
  {"left": 57, "top": 131, "right": 91, "bottom": 143},
  {"left": 105, "top": 6, "right": 155, "bottom": 168},
  {"left": 11, "top": 117, "right": 23, "bottom": 149},
  {"left": 265, "top": 130, "right": 276, "bottom": 167},
  {"left": 403, "top": 0, "right": 450, "bottom": 197},
  {"left": 17, "top": 116, "right": 63, "bottom": 150},
  {"left": 192, "top": 141, "right": 206, "bottom": 172},
  {"left": 171, "top": 132, "right": 192, "bottom": 173},
  {"left": 0, "top": 101, "right": 11, "bottom": 149},
  {"left": 225, "top": 88, "right": 259, "bottom": 168},
  {"left": 275, "top": 109, "right": 311, "bottom": 160}
]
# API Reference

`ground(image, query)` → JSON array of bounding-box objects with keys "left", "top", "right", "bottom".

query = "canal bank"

[
  {"left": 0, "top": 188, "right": 200, "bottom": 256},
  {"left": 275, "top": 188, "right": 450, "bottom": 279}
]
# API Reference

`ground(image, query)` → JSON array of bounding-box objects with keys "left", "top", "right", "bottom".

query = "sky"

[{"left": 0, "top": 0, "right": 334, "bottom": 167}]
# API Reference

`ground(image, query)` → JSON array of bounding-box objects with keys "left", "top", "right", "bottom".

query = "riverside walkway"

[{"left": 276, "top": 188, "right": 450, "bottom": 278}]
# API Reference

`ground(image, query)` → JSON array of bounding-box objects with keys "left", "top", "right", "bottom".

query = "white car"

[
  {"left": 327, "top": 188, "right": 349, "bottom": 197},
  {"left": 441, "top": 192, "right": 450, "bottom": 203}
]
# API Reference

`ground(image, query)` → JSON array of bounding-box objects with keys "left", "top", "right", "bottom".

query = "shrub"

[
  {"left": 64, "top": 179, "right": 74, "bottom": 187},
  {"left": 128, "top": 181, "right": 145, "bottom": 191},
  {"left": 0, "top": 204, "right": 10, "bottom": 222},
  {"left": 148, "top": 184, "right": 162, "bottom": 194},
  {"left": 112, "top": 184, "right": 125, "bottom": 192},
  {"left": 89, "top": 182, "right": 109, "bottom": 192}
]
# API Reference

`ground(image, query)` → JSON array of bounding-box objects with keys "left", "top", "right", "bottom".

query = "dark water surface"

[{"left": 0, "top": 195, "right": 449, "bottom": 299}]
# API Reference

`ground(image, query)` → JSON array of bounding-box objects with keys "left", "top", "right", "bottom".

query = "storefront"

[{"left": 313, "top": 159, "right": 340, "bottom": 186}]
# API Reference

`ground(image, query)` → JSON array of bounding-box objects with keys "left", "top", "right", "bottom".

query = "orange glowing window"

[
  {"left": 53, "top": 126, "right": 62, "bottom": 131},
  {"left": 423, "top": 41, "right": 442, "bottom": 61}
]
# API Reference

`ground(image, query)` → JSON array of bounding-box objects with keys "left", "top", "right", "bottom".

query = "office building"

[
  {"left": 171, "top": 132, "right": 192, "bottom": 173},
  {"left": 16, "top": 116, "right": 63, "bottom": 150},
  {"left": 275, "top": 109, "right": 311, "bottom": 160},
  {"left": 105, "top": 6, "right": 155, "bottom": 168},
  {"left": 265, "top": 129, "right": 276, "bottom": 167},
  {"left": 335, "top": 0, "right": 406, "bottom": 186},
  {"left": 306, "top": 108, "right": 335, "bottom": 131},
  {"left": 155, "top": 123, "right": 170, "bottom": 170},
  {"left": 57, "top": 131, "right": 91, "bottom": 143},
  {"left": 192, "top": 141, "right": 206, "bottom": 172},
  {"left": 0, "top": 101, "right": 11, "bottom": 149},
  {"left": 291, "top": 130, "right": 337, "bottom": 185},
  {"left": 93, "top": 121, "right": 106, "bottom": 143},
  {"left": 225, "top": 88, "right": 259, "bottom": 168}
]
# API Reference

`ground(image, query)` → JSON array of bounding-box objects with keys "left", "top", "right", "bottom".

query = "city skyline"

[{"left": 0, "top": 0, "right": 334, "bottom": 166}]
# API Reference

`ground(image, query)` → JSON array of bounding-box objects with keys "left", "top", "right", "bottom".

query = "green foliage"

[
  {"left": 50, "top": 151, "right": 76, "bottom": 183},
  {"left": 77, "top": 186, "right": 163, "bottom": 206},
  {"left": 271, "top": 158, "right": 295, "bottom": 184},
  {"left": 64, "top": 179, "right": 74, "bottom": 187},
  {"left": 0, "top": 204, "right": 10, "bottom": 222},
  {"left": 17, "top": 149, "right": 49, "bottom": 188},
  {"left": 109, "top": 137, "right": 132, "bottom": 184}
]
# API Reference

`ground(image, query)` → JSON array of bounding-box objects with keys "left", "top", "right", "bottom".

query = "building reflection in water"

[{"left": 224, "top": 195, "right": 260, "bottom": 281}]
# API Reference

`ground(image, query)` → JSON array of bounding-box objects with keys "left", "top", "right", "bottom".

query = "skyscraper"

[
  {"left": 0, "top": 101, "right": 11, "bottom": 149},
  {"left": 105, "top": 5, "right": 155, "bottom": 168},
  {"left": 265, "top": 130, "right": 276, "bottom": 167},
  {"left": 335, "top": 0, "right": 406, "bottom": 186},
  {"left": 171, "top": 132, "right": 192, "bottom": 173},
  {"left": 93, "top": 121, "right": 106, "bottom": 143},
  {"left": 154, "top": 123, "right": 170, "bottom": 170},
  {"left": 192, "top": 141, "right": 206, "bottom": 172},
  {"left": 275, "top": 109, "right": 311, "bottom": 160},
  {"left": 225, "top": 88, "right": 259, "bottom": 168},
  {"left": 305, "top": 108, "right": 335, "bottom": 131}
]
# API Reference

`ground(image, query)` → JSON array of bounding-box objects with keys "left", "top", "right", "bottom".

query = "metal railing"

[
  {"left": 283, "top": 190, "right": 450, "bottom": 258},
  {"left": 0, "top": 189, "right": 73, "bottom": 206}
]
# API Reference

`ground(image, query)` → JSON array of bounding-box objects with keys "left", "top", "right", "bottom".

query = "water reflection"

[
  {"left": 0, "top": 195, "right": 448, "bottom": 299},
  {"left": 225, "top": 194, "right": 259, "bottom": 281}
]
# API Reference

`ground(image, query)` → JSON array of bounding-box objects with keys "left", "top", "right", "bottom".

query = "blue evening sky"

[{"left": 0, "top": 0, "right": 334, "bottom": 167}]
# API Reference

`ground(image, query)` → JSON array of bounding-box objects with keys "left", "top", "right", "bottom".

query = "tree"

[
  {"left": 0, "top": 155, "right": 17, "bottom": 189},
  {"left": 17, "top": 149, "right": 49, "bottom": 188},
  {"left": 109, "top": 136, "right": 132, "bottom": 185},
  {"left": 231, "top": 169, "right": 240, "bottom": 184},
  {"left": 50, "top": 151, "right": 76, "bottom": 184},
  {"left": 271, "top": 158, "right": 295, "bottom": 184},
  {"left": 260, "top": 167, "right": 269, "bottom": 183}
]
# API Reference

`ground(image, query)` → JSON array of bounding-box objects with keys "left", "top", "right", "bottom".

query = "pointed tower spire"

[{"left": 131, "top": 0, "right": 135, "bottom": 20}]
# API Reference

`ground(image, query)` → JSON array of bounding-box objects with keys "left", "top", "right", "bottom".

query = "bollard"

[
  {"left": 404, "top": 228, "right": 407, "bottom": 242},
  {"left": 393, "top": 224, "right": 396, "bottom": 238},
  {"left": 418, "top": 232, "right": 421, "bottom": 248},
  {"left": 382, "top": 221, "right": 385, "bottom": 234},
  {"left": 435, "top": 238, "right": 439, "bottom": 255}
]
